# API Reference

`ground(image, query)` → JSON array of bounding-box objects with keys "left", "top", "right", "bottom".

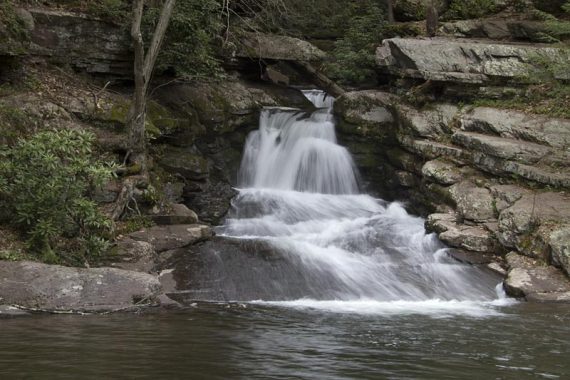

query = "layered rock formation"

[{"left": 337, "top": 36, "right": 570, "bottom": 302}]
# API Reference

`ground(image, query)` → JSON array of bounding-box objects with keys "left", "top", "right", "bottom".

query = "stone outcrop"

[
  {"left": 230, "top": 32, "right": 326, "bottom": 62},
  {"left": 335, "top": 86, "right": 570, "bottom": 301},
  {"left": 128, "top": 224, "right": 212, "bottom": 253},
  {"left": 376, "top": 38, "right": 569, "bottom": 86},
  {"left": 25, "top": 8, "right": 130, "bottom": 77},
  {"left": 0, "top": 261, "right": 161, "bottom": 312},
  {"left": 504, "top": 252, "right": 570, "bottom": 302}
]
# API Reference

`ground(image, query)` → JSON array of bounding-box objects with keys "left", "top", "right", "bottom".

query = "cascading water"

[{"left": 208, "top": 90, "right": 512, "bottom": 316}]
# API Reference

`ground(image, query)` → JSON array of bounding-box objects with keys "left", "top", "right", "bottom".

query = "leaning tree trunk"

[{"left": 126, "top": 0, "right": 176, "bottom": 173}]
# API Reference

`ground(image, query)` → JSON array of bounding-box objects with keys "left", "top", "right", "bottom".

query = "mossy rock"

[{"left": 96, "top": 98, "right": 187, "bottom": 137}]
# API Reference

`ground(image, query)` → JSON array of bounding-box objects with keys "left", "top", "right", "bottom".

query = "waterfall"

[{"left": 209, "top": 90, "right": 510, "bottom": 315}]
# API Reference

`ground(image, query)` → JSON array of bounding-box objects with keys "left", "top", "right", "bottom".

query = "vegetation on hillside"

[{"left": 0, "top": 130, "right": 115, "bottom": 264}]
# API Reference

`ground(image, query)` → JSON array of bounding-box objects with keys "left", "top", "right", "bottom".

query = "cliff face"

[{"left": 336, "top": 35, "right": 570, "bottom": 302}]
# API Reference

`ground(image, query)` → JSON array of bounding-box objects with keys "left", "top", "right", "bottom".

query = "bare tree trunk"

[{"left": 126, "top": 0, "right": 176, "bottom": 172}]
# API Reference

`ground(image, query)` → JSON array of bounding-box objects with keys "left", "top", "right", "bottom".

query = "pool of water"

[{"left": 2, "top": 302, "right": 569, "bottom": 379}]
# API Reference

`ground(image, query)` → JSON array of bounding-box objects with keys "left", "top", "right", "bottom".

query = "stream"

[{"left": 2, "top": 91, "right": 569, "bottom": 379}]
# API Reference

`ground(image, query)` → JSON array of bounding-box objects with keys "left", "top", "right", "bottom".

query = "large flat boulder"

[
  {"left": 504, "top": 252, "right": 570, "bottom": 302},
  {"left": 426, "top": 213, "right": 498, "bottom": 253},
  {"left": 230, "top": 32, "right": 326, "bottom": 61},
  {"left": 376, "top": 38, "right": 568, "bottom": 85},
  {"left": 0, "top": 261, "right": 161, "bottom": 312},
  {"left": 452, "top": 131, "right": 551, "bottom": 165},
  {"left": 129, "top": 224, "right": 213, "bottom": 253},
  {"left": 459, "top": 107, "right": 570, "bottom": 150}
]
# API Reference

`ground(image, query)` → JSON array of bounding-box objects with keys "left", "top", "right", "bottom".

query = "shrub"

[
  {"left": 143, "top": 0, "right": 224, "bottom": 78},
  {"left": 444, "top": 0, "right": 500, "bottom": 20},
  {"left": 0, "top": 129, "right": 115, "bottom": 263},
  {"left": 326, "top": 2, "right": 387, "bottom": 85}
]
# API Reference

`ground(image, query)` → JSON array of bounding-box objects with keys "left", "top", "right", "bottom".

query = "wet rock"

[
  {"left": 453, "top": 131, "right": 551, "bottom": 165},
  {"left": 504, "top": 264, "right": 570, "bottom": 302},
  {"left": 487, "top": 262, "right": 507, "bottom": 276},
  {"left": 426, "top": 213, "right": 498, "bottom": 252},
  {"left": 422, "top": 159, "right": 463, "bottom": 185},
  {"left": 0, "top": 261, "right": 161, "bottom": 312},
  {"left": 128, "top": 224, "right": 212, "bottom": 253},
  {"left": 550, "top": 227, "right": 570, "bottom": 276},
  {"left": 449, "top": 181, "right": 496, "bottom": 222},
  {"left": 159, "top": 148, "right": 209, "bottom": 181},
  {"left": 459, "top": 107, "right": 570, "bottom": 151},
  {"left": 376, "top": 38, "right": 568, "bottom": 85},
  {"left": 446, "top": 249, "right": 495, "bottom": 265},
  {"left": 396, "top": 103, "right": 458, "bottom": 139},
  {"left": 0, "top": 305, "right": 30, "bottom": 318},
  {"left": 150, "top": 204, "right": 199, "bottom": 226}
]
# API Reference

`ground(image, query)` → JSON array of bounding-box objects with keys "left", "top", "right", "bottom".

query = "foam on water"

[{"left": 217, "top": 90, "right": 512, "bottom": 317}]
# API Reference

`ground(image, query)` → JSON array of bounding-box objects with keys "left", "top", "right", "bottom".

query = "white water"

[{"left": 219, "top": 90, "right": 511, "bottom": 317}]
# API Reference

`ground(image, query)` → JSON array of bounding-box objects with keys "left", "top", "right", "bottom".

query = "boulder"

[
  {"left": 150, "top": 204, "right": 199, "bottom": 226},
  {"left": 335, "top": 90, "right": 397, "bottom": 140},
  {"left": 112, "top": 238, "right": 157, "bottom": 273},
  {"left": 128, "top": 224, "right": 213, "bottom": 253},
  {"left": 498, "top": 192, "right": 570, "bottom": 251},
  {"left": 376, "top": 38, "right": 568, "bottom": 85},
  {"left": 422, "top": 159, "right": 464, "bottom": 185},
  {"left": 459, "top": 107, "right": 570, "bottom": 150},
  {"left": 550, "top": 226, "right": 570, "bottom": 275},
  {"left": 230, "top": 32, "right": 326, "bottom": 61},
  {"left": 440, "top": 19, "right": 511, "bottom": 39},
  {"left": 396, "top": 103, "right": 458, "bottom": 139},
  {"left": 452, "top": 131, "right": 551, "bottom": 164},
  {"left": 489, "top": 184, "right": 531, "bottom": 213},
  {"left": 449, "top": 181, "right": 496, "bottom": 222},
  {"left": 504, "top": 255, "right": 570, "bottom": 302},
  {"left": 159, "top": 148, "right": 209, "bottom": 180},
  {"left": 426, "top": 213, "right": 498, "bottom": 252},
  {"left": 0, "top": 261, "right": 161, "bottom": 312}
]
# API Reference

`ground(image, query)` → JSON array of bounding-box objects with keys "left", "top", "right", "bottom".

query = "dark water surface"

[{"left": 2, "top": 302, "right": 570, "bottom": 379}]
